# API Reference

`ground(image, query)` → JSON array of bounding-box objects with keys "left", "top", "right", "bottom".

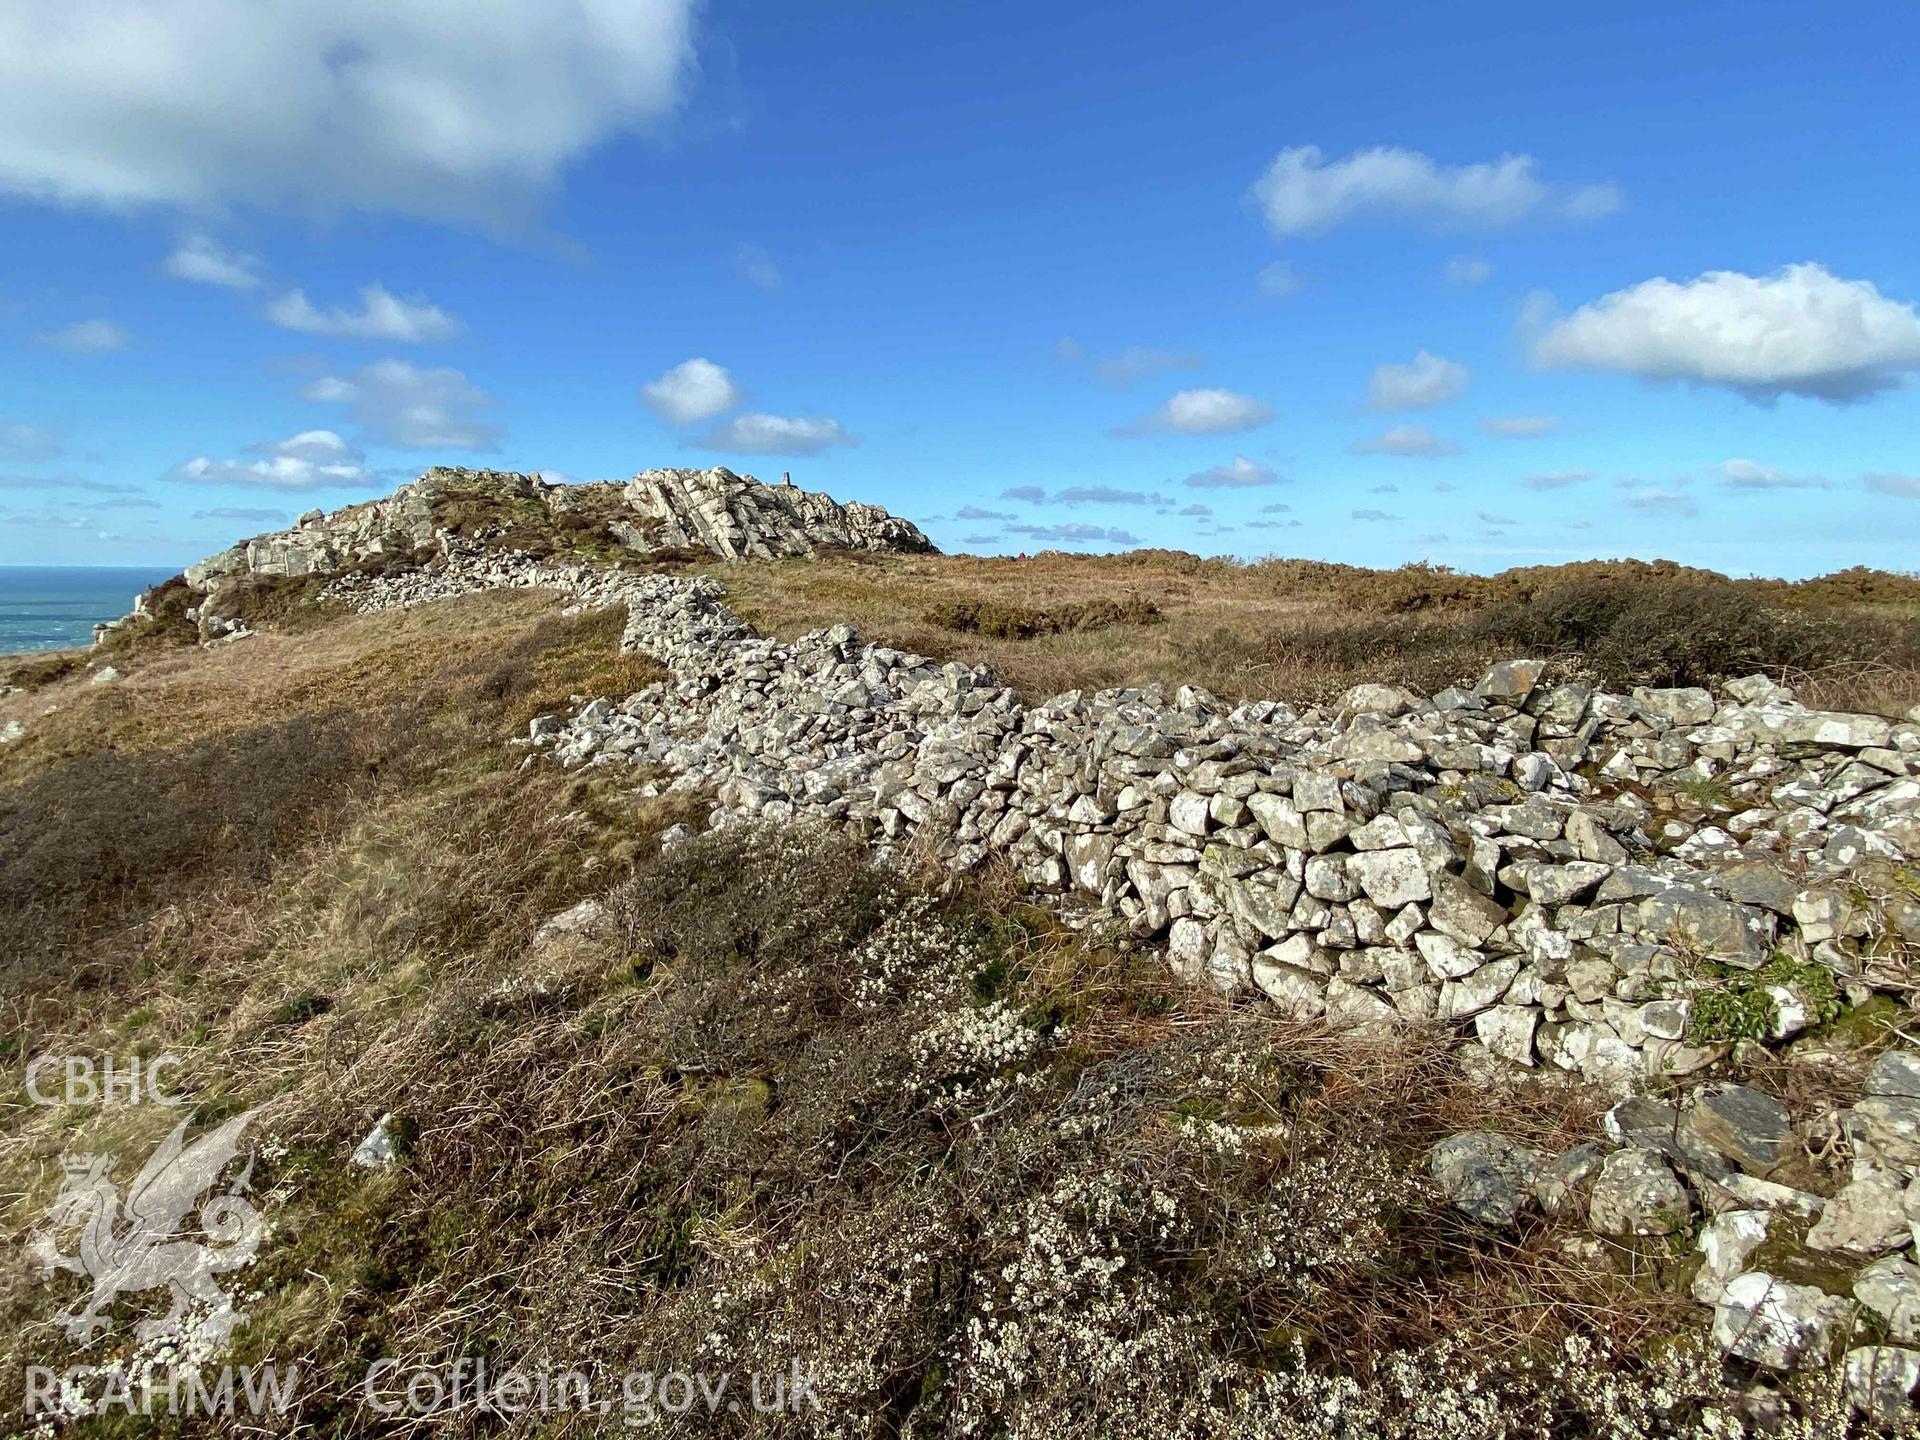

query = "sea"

[{"left": 0, "top": 566, "right": 180, "bottom": 654}]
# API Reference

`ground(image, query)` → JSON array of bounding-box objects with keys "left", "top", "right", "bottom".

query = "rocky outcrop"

[
  {"left": 97, "top": 465, "right": 931, "bottom": 646},
  {"left": 319, "top": 549, "right": 1920, "bottom": 1093},
  {"left": 626, "top": 466, "right": 934, "bottom": 559}
]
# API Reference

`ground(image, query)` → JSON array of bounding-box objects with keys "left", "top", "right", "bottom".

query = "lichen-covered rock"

[
  {"left": 1692, "top": 1210, "right": 1772, "bottom": 1304},
  {"left": 1531, "top": 1142, "right": 1606, "bottom": 1220},
  {"left": 625, "top": 466, "right": 932, "bottom": 560},
  {"left": 1711, "top": 1272, "right": 1851, "bottom": 1370},
  {"left": 1807, "top": 1171, "right": 1910, "bottom": 1257},
  {"left": 1430, "top": 1132, "right": 1546, "bottom": 1226},
  {"left": 1588, "top": 1148, "right": 1692, "bottom": 1237},
  {"left": 1682, "top": 1083, "right": 1795, "bottom": 1176},
  {"left": 212, "top": 491, "right": 1920, "bottom": 1101},
  {"left": 1856, "top": 1256, "right": 1920, "bottom": 1343},
  {"left": 1846, "top": 1345, "right": 1920, "bottom": 1419}
]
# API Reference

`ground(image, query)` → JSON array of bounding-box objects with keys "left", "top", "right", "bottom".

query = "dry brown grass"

[
  {"left": 1, "top": 810, "right": 1691, "bottom": 1436},
  {"left": 704, "top": 550, "right": 1920, "bottom": 713},
  {"left": 0, "top": 591, "right": 667, "bottom": 1049},
  {"left": 0, "top": 589, "right": 657, "bottom": 777}
]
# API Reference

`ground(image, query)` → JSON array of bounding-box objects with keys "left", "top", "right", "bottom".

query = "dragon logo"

[{"left": 29, "top": 1107, "right": 266, "bottom": 1346}]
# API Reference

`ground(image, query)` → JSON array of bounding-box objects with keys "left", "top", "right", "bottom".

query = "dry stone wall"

[{"left": 323, "top": 548, "right": 1920, "bottom": 1091}]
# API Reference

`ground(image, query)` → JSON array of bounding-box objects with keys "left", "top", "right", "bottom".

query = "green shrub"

[
  {"left": 1470, "top": 576, "right": 1910, "bottom": 689},
  {"left": 1685, "top": 953, "right": 1843, "bottom": 1044},
  {"left": 93, "top": 575, "right": 200, "bottom": 660},
  {"left": 925, "top": 595, "right": 1162, "bottom": 638}
]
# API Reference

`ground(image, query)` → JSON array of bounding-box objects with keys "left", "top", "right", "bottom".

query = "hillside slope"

[{"left": 5, "top": 471, "right": 1920, "bottom": 1434}]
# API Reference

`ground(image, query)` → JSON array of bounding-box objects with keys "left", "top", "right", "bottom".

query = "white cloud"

[
  {"left": 1179, "top": 503, "right": 1212, "bottom": 517},
  {"left": 1007, "top": 521, "right": 1139, "bottom": 546},
  {"left": 1622, "top": 491, "right": 1698, "bottom": 518},
  {"left": 641, "top": 357, "right": 743, "bottom": 424},
  {"left": 1256, "top": 261, "right": 1303, "bottom": 298},
  {"left": 168, "top": 429, "right": 376, "bottom": 490},
  {"left": 0, "top": 421, "right": 62, "bottom": 463},
  {"left": 1865, "top": 474, "right": 1920, "bottom": 499},
  {"left": 263, "top": 429, "right": 361, "bottom": 462},
  {"left": 266, "top": 284, "right": 461, "bottom": 342},
  {"left": 300, "top": 359, "right": 501, "bottom": 449},
  {"left": 735, "top": 244, "right": 781, "bottom": 292},
  {"left": 1717, "top": 458, "right": 1828, "bottom": 489},
  {"left": 1001, "top": 485, "right": 1046, "bottom": 503},
  {"left": 1523, "top": 470, "right": 1596, "bottom": 490},
  {"left": 1482, "top": 414, "right": 1560, "bottom": 438},
  {"left": 1561, "top": 184, "right": 1625, "bottom": 222},
  {"left": 1121, "top": 387, "right": 1272, "bottom": 435},
  {"left": 38, "top": 318, "right": 128, "bottom": 352},
  {"left": 0, "top": 0, "right": 699, "bottom": 226},
  {"left": 1477, "top": 510, "right": 1516, "bottom": 526},
  {"left": 1532, "top": 263, "right": 1920, "bottom": 402},
  {"left": 0, "top": 472, "right": 137, "bottom": 495},
  {"left": 1182, "top": 456, "right": 1281, "bottom": 489},
  {"left": 701, "top": 413, "right": 855, "bottom": 456},
  {"left": 1350, "top": 424, "right": 1459, "bottom": 457},
  {"left": 1054, "top": 485, "right": 1162, "bottom": 505},
  {"left": 1094, "top": 346, "right": 1201, "bottom": 388},
  {"left": 1249, "top": 145, "right": 1620, "bottom": 236},
  {"left": 171, "top": 456, "right": 371, "bottom": 490},
  {"left": 1052, "top": 336, "right": 1084, "bottom": 363},
  {"left": 1350, "top": 508, "right": 1398, "bottom": 522},
  {"left": 1445, "top": 256, "right": 1493, "bottom": 287},
  {"left": 165, "top": 233, "right": 263, "bottom": 288},
  {"left": 1367, "top": 350, "right": 1468, "bottom": 410},
  {"left": 955, "top": 505, "right": 1011, "bottom": 520}
]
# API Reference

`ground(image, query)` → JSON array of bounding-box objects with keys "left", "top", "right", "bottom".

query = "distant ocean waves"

[{"left": 0, "top": 567, "right": 178, "bottom": 653}]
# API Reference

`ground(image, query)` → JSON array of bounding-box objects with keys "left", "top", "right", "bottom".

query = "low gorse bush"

[
  {"left": 925, "top": 594, "right": 1163, "bottom": 638},
  {"left": 1472, "top": 575, "right": 1920, "bottom": 690}
]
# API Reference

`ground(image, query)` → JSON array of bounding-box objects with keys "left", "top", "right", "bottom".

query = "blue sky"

[{"left": 2, "top": 0, "right": 1917, "bottom": 575}]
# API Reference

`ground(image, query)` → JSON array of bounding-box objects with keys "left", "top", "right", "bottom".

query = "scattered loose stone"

[
  {"left": 1683, "top": 1083, "right": 1795, "bottom": 1176},
  {"left": 123, "top": 466, "right": 1920, "bottom": 1100},
  {"left": 1588, "top": 1148, "right": 1692, "bottom": 1237},
  {"left": 1430, "top": 1132, "right": 1546, "bottom": 1226},
  {"left": 1846, "top": 1346, "right": 1920, "bottom": 1419},
  {"left": 1711, "top": 1272, "right": 1851, "bottom": 1370},
  {"left": 1693, "top": 1210, "right": 1772, "bottom": 1304},
  {"left": 351, "top": 1114, "right": 400, "bottom": 1169},
  {"left": 1855, "top": 1257, "right": 1920, "bottom": 1343},
  {"left": 1807, "top": 1172, "right": 1911, "bottom": 1258}
]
